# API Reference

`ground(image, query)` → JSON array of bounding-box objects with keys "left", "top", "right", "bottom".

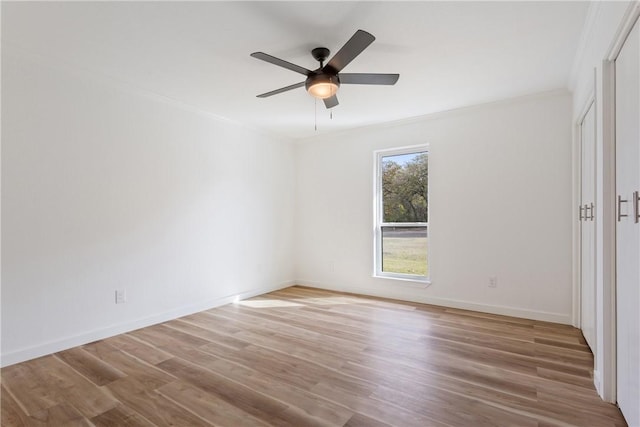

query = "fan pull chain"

[
  {"left": 330, "top": 109, "right": 333, "bottom": 120},
  {"left": 314, "top": 99, "right": 318, "bottom": 131}
]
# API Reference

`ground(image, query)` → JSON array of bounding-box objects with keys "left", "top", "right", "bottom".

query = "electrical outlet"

[
  {"left": 489, "top": 276, "right": 498, "bottom": 288},
  {"left": 115, "top": 289, "right": 126, "bottom": 304}
]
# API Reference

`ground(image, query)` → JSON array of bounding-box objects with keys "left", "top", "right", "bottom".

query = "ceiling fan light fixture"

[
  {"left": 305, "top": 74, "right": 340, "bottom": 99},
  {"left": 308, "top": 82, "right": 339, "bottom": 99}
]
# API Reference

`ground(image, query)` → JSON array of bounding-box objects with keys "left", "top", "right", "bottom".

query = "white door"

[
  {"left": 580, "top": 101, "right": 597, "bottom": 352},
  {"left": 615, "top": 16, "right": 640, "bottom": 427}
]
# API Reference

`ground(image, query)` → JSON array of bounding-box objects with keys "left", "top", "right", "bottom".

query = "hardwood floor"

[{"left": 1, "top": 286, "right": 627, "bottom": 426}]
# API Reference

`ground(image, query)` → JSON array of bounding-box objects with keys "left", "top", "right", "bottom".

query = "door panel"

[
  {"left": 580, "top": 102, "right": 596, "bottom": 352},
  {"left": 615, "top": 17, "right": 640, "bottom": 427}
]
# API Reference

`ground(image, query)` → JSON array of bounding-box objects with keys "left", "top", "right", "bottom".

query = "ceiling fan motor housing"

[{"left": 305, "top": 72, "right": 340, "bottom": 90}]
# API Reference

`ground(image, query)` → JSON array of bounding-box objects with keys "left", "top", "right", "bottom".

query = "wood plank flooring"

[{"left": 1, "top": 286, "right": 628, "bottom": 426}]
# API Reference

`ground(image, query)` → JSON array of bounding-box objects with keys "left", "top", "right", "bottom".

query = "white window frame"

[{"left": 373, "top": 144, "right": 430, "bottom": 284}]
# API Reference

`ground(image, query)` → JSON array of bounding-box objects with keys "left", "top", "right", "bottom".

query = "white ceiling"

[{"left": 3, "top": 1, "right": 590, "bottom": 140}]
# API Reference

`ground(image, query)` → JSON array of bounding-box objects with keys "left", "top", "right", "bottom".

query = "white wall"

[
  {"left": 1, "top": 49, "right": 296, "bottom": 366},
  {"left": 295, "top": 91, "right": 573, "bottom": 323},
  {"left": 568, "top": 1, "right": 634, "bottom": 401}
]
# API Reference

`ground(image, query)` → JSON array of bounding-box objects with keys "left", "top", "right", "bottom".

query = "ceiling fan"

[{"left": 251, "top": 30, "right": 399, "bottom": 109}]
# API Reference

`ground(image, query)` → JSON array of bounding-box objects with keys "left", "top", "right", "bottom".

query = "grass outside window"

[{"left": 381, "top": 227, "right": 428, "bottom": 276}]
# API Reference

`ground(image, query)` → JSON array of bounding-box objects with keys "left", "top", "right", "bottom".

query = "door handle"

[
  {"left": 618, "top": 195, "right": 628, "bottom": 222},
  {"left": 584, "top": 203, "right": 589, "bottom": 221},
  {"left": 584, "top": 203, "right": 591, "bottom": 221},
  {"left": 579, "top": 205, "right": 585, "bottom": 221},
  {"left": 634, "top": 191, "right": 639, "bottom": 224},
  {"left": 583, "top": 203, "right": 594, "bottom": 221}
]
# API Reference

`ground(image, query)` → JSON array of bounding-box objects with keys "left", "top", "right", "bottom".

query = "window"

[{"left": 374, "top": 145, "right": 429, "bottom": 282}]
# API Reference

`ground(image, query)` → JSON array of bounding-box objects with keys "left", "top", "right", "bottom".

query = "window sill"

[{"left": 373, "top": 274, "right": 431, "bottom": 288}]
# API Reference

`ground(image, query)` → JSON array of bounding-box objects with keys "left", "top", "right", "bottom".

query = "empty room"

[{"left": 2, "top": 1, "right": 639, "bottom": 426}]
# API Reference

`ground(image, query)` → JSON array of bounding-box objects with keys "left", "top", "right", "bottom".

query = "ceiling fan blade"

[
  {"left": 339, "top": 73, "right": 399, "bottom": 85},
  {"left": 323, "top": 95, "right": 339, "bottom": 109},
  {"left": 325, "top": 30, "right": 375, "bottom": 73},
  {"left": 251, "top": 52, "right": 312, "bottom": 76},
  {"left": 257, "top": 81, "right": 306, "bottom": 98}
]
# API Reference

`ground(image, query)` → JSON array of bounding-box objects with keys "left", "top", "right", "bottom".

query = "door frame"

[{"left": 600, "top": 1, "right": 640, "bottom": 404}]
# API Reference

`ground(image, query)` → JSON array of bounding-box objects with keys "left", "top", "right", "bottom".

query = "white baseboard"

[
  {"left": 297, "top": 280, "right": 572, "bottom": 325},
  {"left": 0, "top": 281, "right": 294, "bottom": 368},
  {"left": 593, "top": 369, "right": 602, "bottom": 396}
]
